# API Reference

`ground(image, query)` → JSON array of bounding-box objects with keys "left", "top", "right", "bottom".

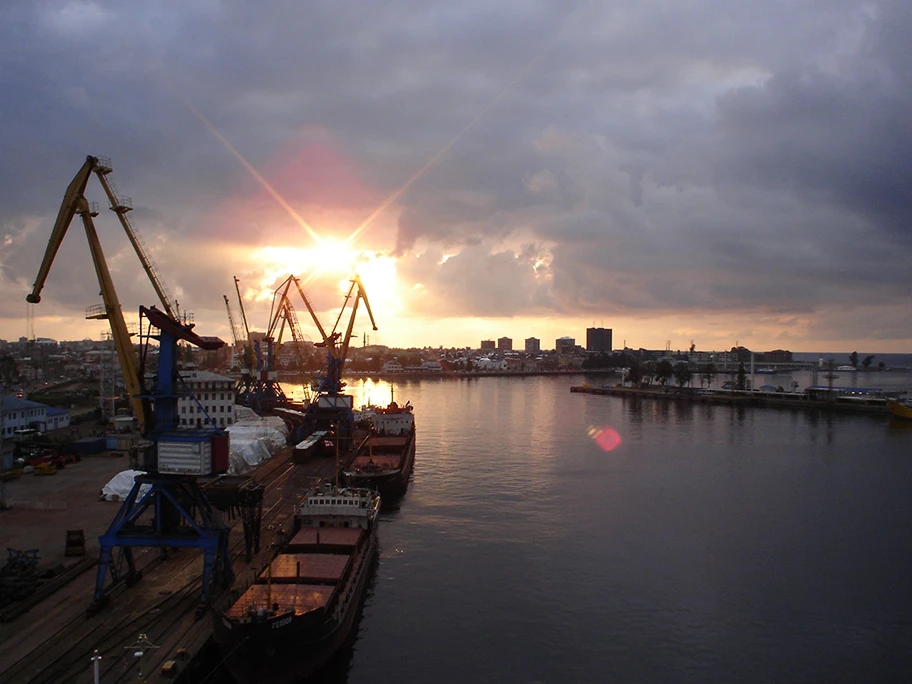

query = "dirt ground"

[{"left": 0, "top": 453, "right": 133, "bottom": 571}]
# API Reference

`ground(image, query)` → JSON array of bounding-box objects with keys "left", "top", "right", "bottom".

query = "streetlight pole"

[{"left": 91, "top": 650, "right": 101, "bottom": 684}]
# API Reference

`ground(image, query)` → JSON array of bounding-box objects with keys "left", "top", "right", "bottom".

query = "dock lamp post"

[{"left": 91, "top": 650, "right": 101, "bottom": 684}]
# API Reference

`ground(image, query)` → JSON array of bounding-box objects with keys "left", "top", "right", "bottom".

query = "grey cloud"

[{"left": 3, "top": 0, "right": 912, "bottom": 346}]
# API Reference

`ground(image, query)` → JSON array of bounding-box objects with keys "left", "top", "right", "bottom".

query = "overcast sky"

[{"left": 1, "top": 0, "right": 910, "bottom": 352}]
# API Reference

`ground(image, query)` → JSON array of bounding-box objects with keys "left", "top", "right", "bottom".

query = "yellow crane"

[{"left": 27, "top": 156, "right": 153, "bottom": 433}]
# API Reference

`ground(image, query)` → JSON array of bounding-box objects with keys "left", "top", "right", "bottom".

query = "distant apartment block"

[
  {"left": 480, "top": 340, "right": 496, "bottom": 351},
  {"left": 525, "top": 337, "right": 541, "bottom": 353},
  {"left": 555, "top": 336, "right": 576, "bottom": 354},
  {"left": 586, "top": 327, "right": 612, "bottom": 352},
  {"left": 497, "top": 337, "right": 513, "bottom": 351}
]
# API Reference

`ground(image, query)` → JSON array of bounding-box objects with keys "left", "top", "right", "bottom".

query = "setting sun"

[{"left": 355, "top": 255, "right": 401, "bottom": 317}]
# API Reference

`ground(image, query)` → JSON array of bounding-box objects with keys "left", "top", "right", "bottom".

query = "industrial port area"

[
  {"left": 0, "top": 156, "right": 417, "bottom": 683},
  {"left": 0, "top": 156, "right": 909, "bottom": 684},
  {"left": 5, "top": 4, "right": 912, "bottom": 679}
]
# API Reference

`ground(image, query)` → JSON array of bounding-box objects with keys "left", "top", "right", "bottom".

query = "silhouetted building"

[
  {"left": 555, "top": 336, "right": 576, "bottom": 354},
  {"left": 586, "top": 328, "right": 612, "bottom": 352},
  {"left": 764, "top": 349, "right": 793, "bottom": 363},
  {"left": 480, "top": 340, "right": 496, "bottom": 351},
  {"left": 525, "top": 337, "right": 540, "bottom": 353},
  {"left": 497, "top": 337, "right": 513, "bottom": 351}
]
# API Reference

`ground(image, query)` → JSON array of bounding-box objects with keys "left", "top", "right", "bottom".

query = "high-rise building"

[
  {"left": 586, "top": 327, "right": 613, "bottom": 352},
  {"left": 555, "top": 336, "right": 576, "bottom": 353},
  {"left": 497, "top": 337, "right": 513, "bottom": 351},
  {"left": 525, "top": 337, "right": 540, "bottom": 353},
  {"left": 480, "top": 340, "right": 496, "bottom": 351}
]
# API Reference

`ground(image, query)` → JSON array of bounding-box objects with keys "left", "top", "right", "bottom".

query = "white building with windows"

[
  {"left": 177, "top": 370, "right": 237, "bottom": 429},
  {"left": 382, "top": 360, "right": 403, "bottom": 373},
  {"left": 1, "top": 396, "right": 48, "bottom": 437}
]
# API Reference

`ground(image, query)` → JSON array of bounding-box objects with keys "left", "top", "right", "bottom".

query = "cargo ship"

[
  {"left": 342, "top": 400, "right": 416, "bottom": 498},
  {"left": 212, "top": 483, "right": 381, "bottom": 683}
]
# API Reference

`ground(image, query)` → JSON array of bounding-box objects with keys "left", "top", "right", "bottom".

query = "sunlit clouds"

[{"left": 2, "top": 1, "right": 912, "bottom": 350}]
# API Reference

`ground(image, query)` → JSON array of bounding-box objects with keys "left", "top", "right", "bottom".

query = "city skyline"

[{"left": 1, "top": 2, "right": 910, "bottom": 353}]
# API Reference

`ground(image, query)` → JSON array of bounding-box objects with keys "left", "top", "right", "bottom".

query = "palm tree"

[
  {"left": 736, "top": 362, "right": 747, "bottom": 390},
  {"left": 674, "top": 362, "right": 692, "bottom": 388},
  {"left": 642, "top": 360, "right": 657, "bottom": 386},
  {"left": 700, "top": 363, "right": 716, "bottom": 388},
  {"left": 627, "top": 360, "right": 642, "bottom": 386},
  {"left": 656, "top": 360, "right": 674, "bottom": 388}
]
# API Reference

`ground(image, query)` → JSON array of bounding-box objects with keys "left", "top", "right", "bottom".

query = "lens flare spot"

[{"left": 587, "top": 425, "right": 622, "bottom": 452}]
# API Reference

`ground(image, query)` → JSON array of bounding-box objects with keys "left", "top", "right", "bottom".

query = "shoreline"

[{"left": 569, "top": 384, "right": 896, "bottom": 416}]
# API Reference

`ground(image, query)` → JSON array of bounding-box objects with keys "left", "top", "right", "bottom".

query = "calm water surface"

[{"left": 246, "top": 374, "right": 912, "bottom": 683}]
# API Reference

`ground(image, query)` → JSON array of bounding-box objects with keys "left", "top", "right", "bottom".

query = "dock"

[
  {"left": 0, "top": 448, "right": 339, "bottom": 684},
  {"left": 570, "top": 384, "right": 894, "bottom": 415}
]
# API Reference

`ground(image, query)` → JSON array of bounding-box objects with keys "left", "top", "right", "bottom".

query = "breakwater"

[{"left": 570, "top": 384, "right": 893, "bottom": 416}]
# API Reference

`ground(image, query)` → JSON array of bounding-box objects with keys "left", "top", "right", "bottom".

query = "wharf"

[
  {"left": 0, "top": 448, "right": 340, "bottom": 684},
  {"left": 571, "top": 385, "right": 893, "bottom": 416}
]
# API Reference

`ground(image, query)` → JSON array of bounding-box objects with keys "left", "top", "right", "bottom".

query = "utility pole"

[{"left": 125, "top": 633, "right": 159, "bottom": 682}]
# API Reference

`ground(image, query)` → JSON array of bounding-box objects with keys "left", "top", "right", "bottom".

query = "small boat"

[
  {"left": 887, "top": 400, "right": 912, "bottom": 420},
  {"left": 343, "top": 400, "right": 416, "bottom": 498},
  {"left": 755, "top": 367, "right": 777, "bottom": 375},
  {"left": 212, "top": 483, "right": 380, "bottom": 684}
]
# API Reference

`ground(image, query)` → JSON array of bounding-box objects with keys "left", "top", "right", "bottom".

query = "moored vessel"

[
  {"left": 887, "top": 399, "right": 912, "bottom": 420},
  {"left": 343, "top": 400, "right": 416, "bottom": 498},
  {"left": 212, "top": 483, "right": 380, "bottom": 683}
]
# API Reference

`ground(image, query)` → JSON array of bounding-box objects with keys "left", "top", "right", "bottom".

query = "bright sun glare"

[{"left": 252, "top": 241, "right": 402, "bottom": 319}]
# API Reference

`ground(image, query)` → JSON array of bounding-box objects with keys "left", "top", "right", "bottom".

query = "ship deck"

[
  {"left": 263, "top": 553, "right": 351, "bottom": 583},
  {"left": 225, "top": 583, "right": 336, "bottom": 617},
  {"left": 347, "top": 454, "right": 401, "bottom": 470}
]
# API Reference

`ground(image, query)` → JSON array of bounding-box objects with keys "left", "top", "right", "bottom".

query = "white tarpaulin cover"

[
  {"left": 226, "top": 408, "right": 289, "bottom": 475},
  {"left": 101, "top": 470, "right": 150, "bottom": 502}
]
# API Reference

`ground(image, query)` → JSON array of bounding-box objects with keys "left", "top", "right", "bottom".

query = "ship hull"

[
  {"left": 213, "top": 486, "right": 381, "bottom": 684},
  {"left": 887, "top": 400, "right": 912, "bottom": 420},
  {"left": 343, "top": 429, "right": 416, "bottom": 499},
  {"left": 214, "top": 535, "right": 378, "bottom": 684}
]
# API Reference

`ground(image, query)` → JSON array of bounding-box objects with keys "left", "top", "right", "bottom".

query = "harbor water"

[{"left": 228, "top": 373, "right": 912, "bottom": 683}]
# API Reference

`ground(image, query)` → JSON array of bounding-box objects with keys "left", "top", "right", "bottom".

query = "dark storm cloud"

[{"left": 2, "top": 0, "right": 910, "bottom": 345}]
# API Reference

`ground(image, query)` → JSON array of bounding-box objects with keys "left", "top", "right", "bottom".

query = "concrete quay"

[{"left": 0, "top": 447, "right": 339, "bottom": 684}]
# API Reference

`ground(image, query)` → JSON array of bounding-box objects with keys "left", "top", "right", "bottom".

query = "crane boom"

[
  {"left": 93, "top": 161, "right": 178, "bottom": 320},
  {"left": 292, "top": 275, "right": 330, "bottom": 345},
  {"left": 312, "top": 275, "right": 378, "bottom": 395},
  {"left": 27, "top": 159, "right": 151, "bottom": 432},
  {"left": 80, "top": 211, "right": 150, "bottom": 433},
  {"left": 336, "top": 276, "right": 378, "bottom": 370},
  {"left": 266, "top": 276, "right": 296, "bottom": 341},
  {"left": 27, "top": 156, "right": 96, "bottom": 304},
  {"left": 234, "top": 276, "right": 250, "bottom": 340},
  {"left": 223, "top": 294, "right": 244, "bottom": 353}
]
